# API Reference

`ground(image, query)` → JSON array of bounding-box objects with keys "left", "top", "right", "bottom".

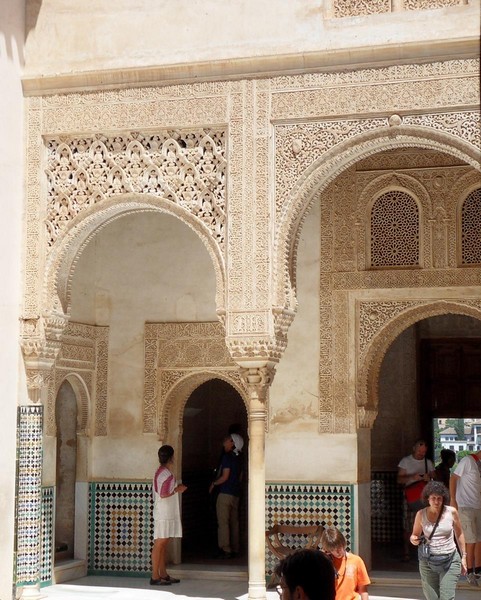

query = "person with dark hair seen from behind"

[
  {"left": 150, "top": 445, "right": 187, "bottom": 586},
  {"left": 398, "top": 439, "right": 435, "bottom": 561},
  {"left": 321, "top": 526, "right": 370, "bottom": 600},
  {"left": 274, "top": 548, "right": 336, "bottom": 600},
  {"left": 449, "top": 449, "right": 481, "bottom": 586},
  {"left": 410, "top": 480, "right": 466, "bottom": 600},
  {"left": 434, "top": 449, "right": 456, "bottom": 490}
]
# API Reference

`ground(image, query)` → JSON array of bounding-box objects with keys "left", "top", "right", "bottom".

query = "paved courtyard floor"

[{"left": 41, "top": 571, "right": 480, "bottom": 600}]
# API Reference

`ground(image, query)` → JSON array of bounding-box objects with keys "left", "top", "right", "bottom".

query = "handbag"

[
  {"left": 405, "top": 458, "right": 428, "bottom": 511},
  {"left": 418, "top": 536, "right": 431, "bottom": 560}
]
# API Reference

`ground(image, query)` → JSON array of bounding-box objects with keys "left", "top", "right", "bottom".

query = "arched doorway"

[
  {"left": 371, "top": 313, "right": 481, "bottom": 570},
  {"left": 181, "top": 378, "right": 248, "bottom": 563},
  {"left": 55, "top": 380, "right": 78, "bottom": 563}
]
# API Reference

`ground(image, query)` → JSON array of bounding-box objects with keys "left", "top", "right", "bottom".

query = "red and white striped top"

[{"left": 153, "top": 465, "right": 175, "bottom": 497}]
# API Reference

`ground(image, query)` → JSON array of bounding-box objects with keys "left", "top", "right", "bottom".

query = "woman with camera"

[{"left": 410, "top": 480, "right": 467, "bottom": 600}]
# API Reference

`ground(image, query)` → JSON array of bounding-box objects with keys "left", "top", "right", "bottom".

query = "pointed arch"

[
  {"left": 43, "top": 194, "right": 226, "bottom": 319},
  {"left": 357, "top": 300, "right": 481, "bottom": 425},
  {"left": 275, "top": 124, "right": 481, "bottom": 312},
  {"left": 55, "top": 372, "right": 91, "bottom": 435}
]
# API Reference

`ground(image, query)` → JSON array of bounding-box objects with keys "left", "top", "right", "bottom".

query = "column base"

[
  {"left": 19, "top": 584, "right": 46, "bottom": 599},
  {"left": 248, "top": 579, "right": 267, "bottom": 600}
]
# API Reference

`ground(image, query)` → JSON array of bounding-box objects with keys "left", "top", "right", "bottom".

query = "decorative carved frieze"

[
  {"left": 45, "top": 130, "right": 226, "bottom": 251},
  {"left": 329, "top": 0, "right": 466, "bottom": 19}
]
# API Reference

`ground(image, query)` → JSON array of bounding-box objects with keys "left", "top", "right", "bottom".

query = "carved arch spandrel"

[
  {"left": 158, "top": 370, "right": 249, "bottom": 442},
  {"left": 46, "top": 322, "right": 109, "bottom": 437},
  {"left": 44, "top": 196, "right": 226, "bottom": 318},
  {"left": 275, "top": 120, "right": 481, "bottom": 310},
  {"left": 356, "top": 299, "right": 481, "bottom": 428}
]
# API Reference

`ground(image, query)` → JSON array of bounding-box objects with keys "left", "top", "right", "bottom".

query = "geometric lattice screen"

[
  {"left": 461, "top": 187, "right": 481, "bottom": 265},
  {"left": 370, "top": 191, "right": 420, "bottom": 267}
]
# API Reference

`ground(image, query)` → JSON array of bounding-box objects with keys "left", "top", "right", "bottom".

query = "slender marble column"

[
  {"left": 241, "top": 366, "right": 275, "bottom": 600},
  {"left": 248, "top": 395, "right": 267, "bottom": 600}
]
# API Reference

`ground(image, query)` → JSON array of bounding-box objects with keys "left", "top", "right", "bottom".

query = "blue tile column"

[{"left": 15, "top": 405, "right": 43, "bottom": 596}]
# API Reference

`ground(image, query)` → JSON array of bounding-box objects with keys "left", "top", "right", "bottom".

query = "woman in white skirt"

[{"left": 151, "top": 445, "right": 187, "bottom": 586}]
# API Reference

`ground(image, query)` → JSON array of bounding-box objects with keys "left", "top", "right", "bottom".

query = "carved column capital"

[
  {"left": 25, "top": 369, "right": 53, "bottom": 404},
  {"left": 20, "top": 313, "right": 68, "bottom": 403},
  {"left": 239, "top": 365, "right": 276, "bottom": 407},
  {"left": 357, "top": 406, "right": 378, "bottom": 429}
]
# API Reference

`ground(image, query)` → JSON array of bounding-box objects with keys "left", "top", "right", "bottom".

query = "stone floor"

[{"left": 41, "top": 569, "right": 480, "bottom": 600}]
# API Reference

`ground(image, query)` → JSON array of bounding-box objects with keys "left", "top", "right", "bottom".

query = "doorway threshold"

[{"left": 168, "top": 562, "right": 248, "bottom": 581}]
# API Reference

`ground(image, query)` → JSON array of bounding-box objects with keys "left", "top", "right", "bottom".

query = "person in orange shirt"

[{"left": 321, "top": 527, "right": 370, "bottom": 600}]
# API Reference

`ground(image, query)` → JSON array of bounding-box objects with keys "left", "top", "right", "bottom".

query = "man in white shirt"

[
  {"left": 450, "top": 450, "right": 481, "bottom": 586},
  {"left": 397, "top": 439, "right": 435, "bottom": 561}
]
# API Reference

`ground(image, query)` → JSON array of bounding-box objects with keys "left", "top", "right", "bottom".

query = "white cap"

[{"left": 230, "top": 433, "right": 244, "bottom": 454}]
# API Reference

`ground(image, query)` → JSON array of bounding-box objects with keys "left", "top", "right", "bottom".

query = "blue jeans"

[{"left": 419, "top": 553, "right": 461, "bottom": 600}]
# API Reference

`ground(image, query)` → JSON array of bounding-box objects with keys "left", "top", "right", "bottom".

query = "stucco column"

[{"left": 240, "top": 366, "right": 275, "bottom": 600}]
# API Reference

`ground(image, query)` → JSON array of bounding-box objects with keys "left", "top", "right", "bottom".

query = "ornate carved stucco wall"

[
  {"left": 49, "top": 322, "right": 108, "bottom": 437},
  {"left": 22, "top": 58, "right": 480, "bottom": 433},
  {"left": 144, "top": 321, "right": 248, "bottom": 437}
]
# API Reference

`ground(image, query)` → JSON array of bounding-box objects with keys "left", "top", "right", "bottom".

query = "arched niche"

[
  {"left": 358, "top": 301, "right": 481, "bottom": 420},
  {"left": 43, "top": 195, "right": 226, "bottom": 321},
  {"left": 54, "top": 380, "right": 78, "bottom": 562},
  {"left": 275, "top": 125, "right": 481, "bottom": 312},
  {"left": 158, "top": 370, "right": 248, "bottom": 564}
]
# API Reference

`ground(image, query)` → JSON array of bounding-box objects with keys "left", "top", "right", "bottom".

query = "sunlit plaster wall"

[
  {"left": 23, "top": 0, "right": 479, "bottom": 80},
  {"left": 64, "top": 211, "right": 217, "bottom": 481},
  {"left": 0, "top": 1, "right": 25, "bottom": 595},
  {"left": 267, "top": 199, "right": 358, "bottom": 482}
]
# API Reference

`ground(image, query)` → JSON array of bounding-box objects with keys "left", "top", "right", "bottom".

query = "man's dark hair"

[
  {"left": 440, "top": 448, "right": 455, "bottom": 463},
  {"left": 274, "top": 549, "right": 336, "bottom": 600}
]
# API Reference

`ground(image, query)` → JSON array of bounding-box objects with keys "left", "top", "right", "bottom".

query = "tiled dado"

[
  {"left": 89, "top": 482, "right": 154, "bottom": 574},
  {"left": 265, "top": 483, "right": 353, "bottom": 576},
  {"left": 15, "top": 405, "right": 43, "bottom": 587},
  {"left": 40, "top": 487, "right": 54, "bottom": 586},
  {"left": 88, "top": 481, "right": 353, "bottom": 576},
  {"left": 371, "top": 471, "right": 403, "bottom": 543}
]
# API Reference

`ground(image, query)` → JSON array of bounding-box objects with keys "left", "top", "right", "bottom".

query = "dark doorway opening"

[
  {"left": 55, "top": 380, "right": 78, "bottom": 564},
  {"left": 371, "top": 315, "right": 481, "bottom": 572},
  {"left": 181, "top": 378, "right": 248, "bottom": 564}
]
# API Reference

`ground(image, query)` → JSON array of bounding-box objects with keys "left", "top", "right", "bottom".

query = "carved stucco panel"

[
  {"left": 333, "top": 267, "right": 481, "bottom": 290},
  {"left": 271, "top": 60, "right": 479, "bottom": 91},
  {"left": 329, "top": 0, "right": 466, "bottom": 18},
  {"left": 271, "top": 77, "right": 479, "bottom": 121},
  {"left": 46, "top": 322, "right": 108, "bottom": 437},
  {"left": 143, "top": 322, "right": 246, "bottom": 435},
  {"left": 45, "top": 130, "right": 226, "bottom": 251}
]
